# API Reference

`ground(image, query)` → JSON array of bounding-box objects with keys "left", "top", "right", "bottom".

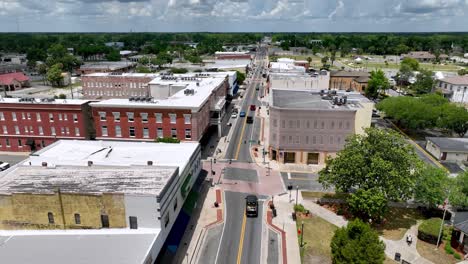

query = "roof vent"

[
  {"left": 41, "top": 162, "right": 47, "bottom": 167},
  {"left": 87, "top": 161, "right": 93, "bottom": 166},
  {"left": 196, "top": 82, "right": 200, "bottom": 86},
  {"left": 147, "top": 161, "right": 153, "bottom": 166}
]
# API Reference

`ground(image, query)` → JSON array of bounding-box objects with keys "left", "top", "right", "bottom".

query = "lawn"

[
  {"left": 416, "top": 240, "right": 459, "bottom": 264},
  {"left": 297, "top": 215, "right": 338, "bottom": 264},
  {"left": 374, "top": 207, "right": 426, "bottom": 240},
  {"left": 301, "top": 191, "right": 348, "bottom": 200}
]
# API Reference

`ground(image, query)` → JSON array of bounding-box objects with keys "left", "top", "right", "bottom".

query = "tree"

[
  {"left": 136, "top": 66, "right": 151, "bottom": 73},
  {"left": 236, "top": 71, "right": 246, "bottom": 85},
  {"left": 401, "top": 57, "right": 420, "bottom": 71},
  {"left": 331, "top": 219, "right": 385, "bottom": 264},
  {"left": 46, "top": 63, "right": 64, "bottom": 87},
  {"left": 170, "top": 68, "right": 188, "bottom": 74},
  {"left": 449, "top": 171, "right": 468, "bottom": 208},
  {"left": 321, "top": 56, "right": 329, "bottom": 65},
  {"left": 106, "top": 50, "right": 121, "bottom": 61},
  {"left": 458, "top": 68, "right": 467, "bottom": 76},
  {"left": 319, "top": 127, "right": 423, "bottom": 202},
  {"left": 412, "top": 69, "right": 434, "bottom": 95},
  {"left": 414, "top": 166, "right": 449, "bottom": 208},
  {"left": 348, "top": 189, "right": 388, "bottom": 222},
  {"left": 438, "top": 103, "right": 468, "bottom": 137},
  {"left": 306, "top": 57, "right": 312, "bottom": 66},
  {"left": 138, "top": 56, "right": 150, "bottom": 65},
  {"left": 365, "top": 69, "right": 390, "bottom": 98}
]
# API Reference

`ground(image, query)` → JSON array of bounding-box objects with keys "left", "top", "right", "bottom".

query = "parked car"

[
  {"left": 250, "top": 104, "right": 256, "bottom": 111},
  {"left": 239, "top": 111, "right": 246, "bottom": 117},
  {"left": 0, "top": 161, "right": 10, "bottom": 171},
  {"left": 231, "top": 113, "right": 238, "bottom": 119}
]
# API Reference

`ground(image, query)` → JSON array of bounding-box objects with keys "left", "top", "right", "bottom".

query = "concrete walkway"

[{"left": 300, "top": 198, "right": 434, "bottom": 264}]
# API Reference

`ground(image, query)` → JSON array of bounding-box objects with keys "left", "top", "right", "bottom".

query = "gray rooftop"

[
  {"left": 0, "top": 230, "right": 156, "bottom": 264},
  {"left": 454, "top": 212, "right": 468, "bottom": 234},
  {"left": 271, "top": 89, "right": 370, "bottom": 110},
  {"left": 426, "top": 137, "right": 468, "bottom": 153},
  {"left": 0, "top": 166, "right": 178, "bottom": 196},
  {"left": 330, "top": 70, "right": 370, "bottom": 78}
]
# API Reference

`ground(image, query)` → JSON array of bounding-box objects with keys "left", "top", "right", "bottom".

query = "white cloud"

[{"left": 328, "top": 1, "right": 344, "bottom": 20}]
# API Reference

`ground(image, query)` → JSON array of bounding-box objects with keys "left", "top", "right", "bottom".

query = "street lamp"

[{"left": 295, "top": 185, "right": 299, "bottom": 206}]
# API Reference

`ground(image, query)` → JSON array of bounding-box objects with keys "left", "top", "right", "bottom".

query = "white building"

[
  {"left": 0, "top": 140, "right": 201, "bottom": 264},
  {"left": 269, "top": 71, "right": 330, "bottom": 92},
  {"left": 436, "top": 76, "right": 468, "bottom": 104},
  {"left": 425, "top": 137, "right": 468, "bottom": 162},
  {"left": 269, "top": 58, "right": 307, "bottom": 74}
]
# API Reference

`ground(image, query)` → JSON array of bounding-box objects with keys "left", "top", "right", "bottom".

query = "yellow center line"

[
  {"left": 236, "top": 212, "right": 247, "bottom": 264},
  {"left": 234, "top": 76, "right": 258, "bottom": 160}
]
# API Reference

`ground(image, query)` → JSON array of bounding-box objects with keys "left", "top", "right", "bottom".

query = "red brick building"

[
  {"left": 90, "top": 75, "right": 229, "bottom": 142},
  {"left": 81, "top": 73, "right": 158, "bottom": 99},
  {"left": 214, "top": 51, "right": 252, "bottom": 60},
  {"left": 0, "top": 98, "right": 95, "bottom": 152}
]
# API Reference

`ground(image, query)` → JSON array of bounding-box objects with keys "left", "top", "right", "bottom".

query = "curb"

[{"left": 266, "top": 210, "right": 288, "bottom": 264}]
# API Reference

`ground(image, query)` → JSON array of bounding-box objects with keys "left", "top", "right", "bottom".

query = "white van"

[{"left": 0, "top": 161, "right": 10, "bottom": 171}]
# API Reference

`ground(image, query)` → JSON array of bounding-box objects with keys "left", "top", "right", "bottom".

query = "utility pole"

[
  {"left": 300, "top": 221, "right": 304, "bottom": 247},
  {"left": 57, "top": 188, "right": 67, "bottom": 229},
  {"left": 295, "top": 186, "right": 299, "bottom": 206},
  {"left": 436, "top": 198, "right": 449, "bottom": 249}
]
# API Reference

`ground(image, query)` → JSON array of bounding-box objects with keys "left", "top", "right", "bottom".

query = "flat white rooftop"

[
  {"left": 83, "top": 72, "right": 159, "bottom": 78},
  {"left": 91, "top": 75, "right": 225, "bottom": 109},
  {"left": 0, "top": 229, "right": 158, "bottom": 264},
  {"left": 0, "top": 97, "right": 91, "bottom": 105},
  {"left": 28, "top": 140, "right": 199, "bottom": 170}
]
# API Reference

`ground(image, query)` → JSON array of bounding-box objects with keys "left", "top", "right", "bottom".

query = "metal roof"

[{"left": 426, "top": 137, "right": 468, "bottom": 153}]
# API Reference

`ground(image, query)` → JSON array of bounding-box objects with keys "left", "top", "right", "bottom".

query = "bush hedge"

[
  {"left": 418, "top": 207, "right": 452, "bottom": 220},
  {"left": 294, "top": 204, "right": 306, "bottom": 213},
  {"left": 418, "top": 218, "right": 442, "bottom": 245}
]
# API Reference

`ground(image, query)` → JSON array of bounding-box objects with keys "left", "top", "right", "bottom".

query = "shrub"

[
  {"left": 155, "top": 137, "right": 180, "bottom": 143},
  {"left": 445, "top": 242, "right": 454, "bottom": 254},
  {"left": 58, "top": 93, "right": 66, "bottom": 99},
  {"left": 294, "top": 204, "right": 305, "bottom": 213},
  {"left": 454, "top": 253, "right": 462, "bottom": 260},
  {"left": 170, "top": 68, "right": 188, "bottom": 74},
  {"left": 418, "top": 218, "right": 442, "bottom": 245}
]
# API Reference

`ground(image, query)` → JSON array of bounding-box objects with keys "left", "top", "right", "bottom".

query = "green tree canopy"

[
  {"left": 414, "top": 166, "right": 449, "bottom": 208},
  {"left": 236, "top": 71, "right": 246, "bottom": 85},
  {"left": 401, "top": 57, "right": 420, "bottom": 71},
  {"left": 365, "top": 69, "right": 390, "bottom": 98},
  {"left": 348, "top": 189, "right": 388, "bottom": 222},
  {"left": 412, "top": 69, "right": 434, "bottom": 95},
  {"left": 106, "top": 50, "right": 121, "bottom": 61},
  {"left": 136, "top": 66, "right": 151, "bottom": 73},
  {"left": 46, "top": 63, "right": 64, "bottom": 87},
  {"left": 437, "top": 103, "right": 468, "bottom": 137},
  {"left": 319, "top": 127, "right": 423, "bottom": 201},
  {"left": 449, "top": 171, "right": 468, "bottom": 208},
  {"left": 331, "top": 219, "right": 385, "bottom": 264}
]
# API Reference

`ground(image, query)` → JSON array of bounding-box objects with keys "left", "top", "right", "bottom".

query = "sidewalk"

[
  {"left": 174, "top": 184, "right": 223, "bottom": 264},
  {"left": 300, "top": 197, "right": 434, "bottom": 264}
]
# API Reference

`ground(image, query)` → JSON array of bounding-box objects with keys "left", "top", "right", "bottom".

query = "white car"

[
  {"left": 231, "top": 113, "right": 238, "bottom": 119},
  {"left": 0, "top": 161, "right": 10, "bottom": 171}
]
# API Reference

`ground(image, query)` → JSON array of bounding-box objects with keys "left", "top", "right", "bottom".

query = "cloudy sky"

[{"left": 1, "top": 0, "right": 467, "bottom": 32}]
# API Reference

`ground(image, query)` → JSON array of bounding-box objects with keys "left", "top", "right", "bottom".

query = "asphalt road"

[
  {"left": 216, "top": 191, "right": 264, "bottom": 264},
  {"left": 280, "top": 172, "right": 333, "bottom": 192},
  {"left": 0, "top": 154, "right": 29, "bottom": 166}
]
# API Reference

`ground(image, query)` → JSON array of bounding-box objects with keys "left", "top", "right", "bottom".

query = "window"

[
  {"left": 185, "top": 129, "right": 191, "bottom": 139},
  {"left": 288, "top": 135, "right": 293, "bottom": 144},
  {"left": 14, "top": 126, "right": 19, "bottom": 134},
  {"left": 339, "top": 121, "right": 342, "bottom": 129},
  {"left": 21, "top": 112, "right": 25, "bottom": 120},
  {"left": 60, "top": 127, "right": 65, "bottom": 135},
  {"left": 6, "top": 138, "right": 10, "bottom": 147},
  {"left": 184, "top": 114, "right": 191, "bottom": 124},
  {"left": 75, "top": 127, "right": 80, "bottom": 136},
  {"left": 98, "top": 112, "right": 106, "bottom": 121},
  {"left": 73, "top": 114, "right": 78, "bottom": 122},
  {"left": 2, "top": 125, "right": 7, "bottom": 134},
  {"left": 346, "top": 121, "right": 350, "bottom": 129},
  {"left": 331, "top": 121, "right": 335, "bottom": 129},
  {"left": 321, "top": 121, "right": 325, "bottom": 129},
  {"left": 140, "top": 112, "right": 149, "bottom": 123},
  {"left": 18, "top": 139, "right": 22, "bottom": 147},
  {"left": 65, "top": 127, "right": 70, "bottom": 135},
  {"left": 306, "top": 121, "right": 310, "bottom": 129},
  {"left": 273, "top": 119, "right": 277, "bottom": 127},
  {"left": 320, "top": 135, "right": 323, "bottom": 144},
  {"left": 115, "top": 125, "right": 121, "bottom": 137},
  {"left": 101, "top": 215, "right": 109, "bottom": 228},
  {"left": 164, "top": 214, "right": 170, "bottom": 228},
  {"left": 41, "top": 140, "right": 46, "bottom": 148},
  {"left": 36, "top": 113, "right": 41, "bottom": 122},
  {"left": 51, "top": 127, "right": 56, "bottom": 136},
  {"left": 314, "top": 120, "right": 317, "bottom": 129},
  {"left": 173, "top": 198, "right": 178, "bottom": 211},
  {"left": 12, "top": 112, "right": 17, "bottom": 121},
  {"left": 27, "top": 113, "right": 31, "bottom": 120},
  {"left": 127, "top": 112, "right": 134, "bottom": 122},
  {"left": 112, "top": 112, "right": 120, "bottom": 122},
  {"left": 74, "top": 213, "right": 81, "bottom": 224},
  {"left": 129, "top": 127, "right": 135, "bottom": 137},
  {"left": 24, "top": 126, "right": 28, "bottom": 133},
  {"left": 305, "top": 136, "right": 309, "bottom": 144},
  {"left": 39, "top": 126, "right": 44, "bottom": 135},
  {"left": 169, "top": 113, "right": 176, "bottom": 124},
  {"left": 0, "top": 112, "right": 4, "bottom": 120},
  {"left": 312, "top": 136, "right": 316, "bottom": 144},
  {"left": 58, "top": 113, "right": 62, "bottom": 121},
  {"left": 143, "top": 127, "right": 149, "bottom": 138},
  {"left": 281, "top": 120, "right": 285, "bottom": 128},
  {"left": 157, "top": 128, "right": 163, "bottom": 138},
  {"left": 63, "top": 114, "right": 67, "bottom": 121},
  {"left": 102, "top": 126, "right": 108, "bottom": 136},
  {"left": 171, "top": 128, "right": 177, "bottom": 138},
  {"left": 48, "top": 212, "right": 54, "bottom": 224},
  {"left": 296, "top": 120, "right": 300, "bottom": 128},
  {"left": 330, "top": 136, "right": 334, "bottom": 144},
  {"left": 49, "top": 113, "right": 53, "bottom": 122},
  {"left": 289, "top": 120, "right": 293, "bottom": 128},
  {"left": 129, "top": 216, "right": 138, "bottom": 229}
]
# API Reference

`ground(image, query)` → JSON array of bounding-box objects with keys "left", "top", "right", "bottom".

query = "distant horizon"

[{"left": 1, "top": 31, "right": 468, "bottom": 34}]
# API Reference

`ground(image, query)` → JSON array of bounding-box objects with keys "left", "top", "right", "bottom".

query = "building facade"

[
  {"left": 0, "top": 98, "right": 94, "bottom": 152},
  {"left": 0, "top": 140, "right": 201, "bottom": 263},
  {"left": 82, "top": 73, "right": 157, "bottom": 99},
  {"left": 329, "top": 70, "right": 370, "bottom": 92},
  {"left": 268, "top": 90, "right": 373, "bottom": 165},
  {"left": 425, "top": 137, "right": 468, "bottom": 162},
  {"left": 436, "top": 76, "right": 468, "bottom": 104},
  {"left": 90, "top": 74, "right": 229, "bottom": 142},
  {"left": 78, "top": 61, "right": 137, "bottom": 75}
]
